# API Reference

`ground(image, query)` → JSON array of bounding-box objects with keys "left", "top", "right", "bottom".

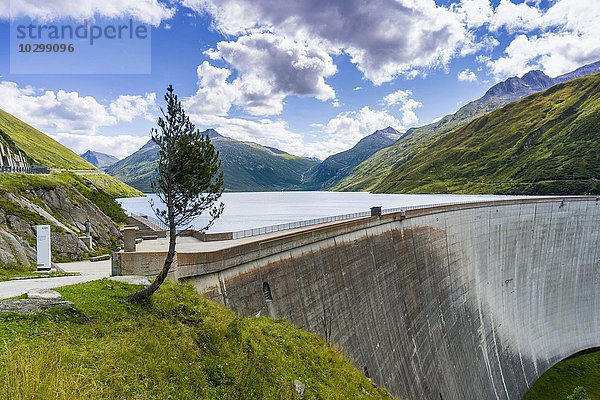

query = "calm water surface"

[{"left": 118, "top": 192, "right": 534, "bottom": 233}]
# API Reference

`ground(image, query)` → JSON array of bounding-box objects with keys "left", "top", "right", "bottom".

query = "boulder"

[
  {"left": 294, "top": 380, "right": 306, "bottom": 400},
  {"left": 0, "top": 228, "right": 34, "bottom": 265},
  {"left": 0, "top": 298, "right": 74, "bottom": 314},
  {"left": 27, "top": 288, "right": 63, "bottom": 300}
]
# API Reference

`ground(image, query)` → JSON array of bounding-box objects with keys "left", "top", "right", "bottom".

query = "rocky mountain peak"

[
  {"left": 203, "top": 128, "right": 222, "bottom": 139},
  {"left": 483, "top": 60, "right": 599, "bottom": 100},
  {"left": 373, "top": 126, "right": 402, "bottom": 140},
  {"left": 520, "top": 70, "right": 553, "bottom": 90}
]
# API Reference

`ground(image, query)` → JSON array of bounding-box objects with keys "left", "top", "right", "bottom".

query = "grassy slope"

[
  {"left": 219, "top": 139, "right": 317, "bottom": 192},
  {"left": 0, "top": 109, "right": 95, "bottom": 170},
  {"left": 526, "top": 350, "right": 600, "bottom": 400},
  {"left": 374, "top": 74, "right": 600, "bottom": 195},
  {"left": 334, "top": 93, "right": 508, "bottom": 192},
  {"left": 0, "top": 280, "right": 392, "bottom": 400},
  {"left": 81, "top": 173, "right": 144, "bottom": 198},
  {"left": 303, "top": 130, "right": 399, "bottom": 190}
]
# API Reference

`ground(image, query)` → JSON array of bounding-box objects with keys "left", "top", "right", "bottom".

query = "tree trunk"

[{"left": 129, "top": 200, "right": 176, "bottom": 302}]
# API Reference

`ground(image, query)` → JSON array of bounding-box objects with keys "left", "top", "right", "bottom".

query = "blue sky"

[{"left": 0, "top": 0, "right": 598, "bottom": 159}]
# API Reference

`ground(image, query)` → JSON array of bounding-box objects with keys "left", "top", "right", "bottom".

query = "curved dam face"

[{"left": 123, "top": 198, "right": 600, "bottom": 399}]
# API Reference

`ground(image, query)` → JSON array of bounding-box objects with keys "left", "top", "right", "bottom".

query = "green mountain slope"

[
  {"left": 107, "top": 129, "right": 318, "bottom": 192},
  {"left": 0, "top": 109, "right": 95, "bottom": 170},
  {"left": 334, "top": 90, "right": 509, "bottom": 191},
  {"left": 303, "top": 127, "right": 401, "bottom": 190},
  {"left": 374, "top": 74, "right": 600, "bottom": 195}
]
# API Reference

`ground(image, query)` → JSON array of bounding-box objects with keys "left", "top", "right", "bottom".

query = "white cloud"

[
  {"left": 0, "top": 81, "right": 116, "bottom": 133},
  {"left": 487, "top": 32, "right": 600, "bottom": 79},
  {"left": 489, "top": 0, "right": 543, "bottom": 32},
  {"left": 183, "top": 0, "right": 467, "bottom": 84},
  {"left": 184, "top": 61, "right": 239, "bottom": 117},
  {"left": 109, "top": 93, "right": 157, "bottom": 122},
  {"left": 53, "top": 132, "right": 149, "bottom": 159},
  {"left": 353, "top": 86, "right": 363, "bottom": 91},
  {"left": 458, "top": 68, "right": 478, "bottom": 82},
  {"left": 187, "top": 33, "right": 337, "bottom": 116},
  {"left": 1, "top": 0, "right": 175, "bottom": 25},
  {"left": 310, "top": 106, "right": 402, "bottom": 158},
  {"left": 206, "top": 33, "right": 337, "bottom": 115},
  {"left": 452, "top": 0, "right": 494, "bottom": 29},
  {"left": 382, "top": 90, "right": 422, "bottom": 126},
  {"left": 485, "top": 0, "right": 600, "bottom": 79},
  {"left": 0, "top": 81, "right": 158, "bottom": 158}
]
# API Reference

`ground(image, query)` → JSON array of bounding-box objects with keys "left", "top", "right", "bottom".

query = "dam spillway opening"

[{"left": 525, "top": 347, "right": 600, "bottom": 398}]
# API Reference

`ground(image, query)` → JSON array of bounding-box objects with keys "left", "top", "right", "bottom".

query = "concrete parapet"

[
  {"left": 121, "top": 226, "right": 139, "bottom": 252},
  {"left": 180, "top": 230, "right": 234, "bottom": 242}
]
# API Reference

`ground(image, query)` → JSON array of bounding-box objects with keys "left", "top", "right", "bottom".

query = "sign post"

[{"left": 36, "top": 225, "right": 51, "bottom": 273}]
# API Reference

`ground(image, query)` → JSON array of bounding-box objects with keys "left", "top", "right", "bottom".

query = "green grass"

[
  {"left": 0, "top": 280, "right": 392, "bottom": 400},
  {"left": 80, "top": 174, "right": 144, "bottom": 198},
  {"left": 526, "top": 350, "right": 600, "bottom": 400},
  {"left": 0, "top": 262, "right": 79, "bottom": 281},
  {"left": 372, "top": 74, "right": 600, "bottom": 195},
  {"left": 0, "top": 172, "right": 65, "bottom": 192},
  {"left": 0, "top": 262, "right": 36, "bottom": 281},
  {"left": 0, "top": 108, "right": 95, "bottom": 170}
]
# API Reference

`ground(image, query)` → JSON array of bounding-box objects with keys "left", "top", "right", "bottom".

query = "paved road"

[{"left": 0, "top": 259, "right": 111, "bottom": 299}]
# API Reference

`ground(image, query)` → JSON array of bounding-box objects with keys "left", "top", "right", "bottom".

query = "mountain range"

[
  {"left": 334, "top": 60, "right": 600, "bottom": 192},
  {"left": 80, "top": 150, "right": 120, "bottom": 169},
  {"left": 93, "top": 59, "right": 600, "bottom": 195},
  {"left": 106, "top": 129, "right": 318, "bottom": 192}
]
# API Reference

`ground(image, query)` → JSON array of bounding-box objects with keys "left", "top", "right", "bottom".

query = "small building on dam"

[{"left": 115, "top": 197, "right": 600, "bottom": 399}]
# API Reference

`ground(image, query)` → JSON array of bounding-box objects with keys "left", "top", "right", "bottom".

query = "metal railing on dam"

[
  {"left": 127, "top": 212, "right": 169, "bottom": 231},
  {"left": 231, "top": 211, "right": 371, "bottom": 239},
  {"left": 115, "top": 196, "right": 600, "bottom": 400},
  {"left": 230, "top": 200, "right": 499, "bottom": 239}
]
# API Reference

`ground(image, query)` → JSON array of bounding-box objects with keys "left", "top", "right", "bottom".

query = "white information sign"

[{"left": 36, "top": 225, "right": 51, "bottom": 272}]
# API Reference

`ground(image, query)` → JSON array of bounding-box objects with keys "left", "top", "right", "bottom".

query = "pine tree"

[{"left": 130, "top": 85, "right": 224, "bottom": 301}]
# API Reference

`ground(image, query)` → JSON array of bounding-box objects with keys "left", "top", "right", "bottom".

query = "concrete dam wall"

[{"left": 119, "top": 198, "right": 600, "bottom": 399}]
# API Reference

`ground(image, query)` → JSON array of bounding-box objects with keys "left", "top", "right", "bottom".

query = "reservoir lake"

[{"left": 118, "top": 192, "right": 536, "bottom": 233}]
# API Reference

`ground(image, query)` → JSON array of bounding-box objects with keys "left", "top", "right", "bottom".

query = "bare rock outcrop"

[{"left": 0, "top": 184, "right": 123, "bottom": 265}]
